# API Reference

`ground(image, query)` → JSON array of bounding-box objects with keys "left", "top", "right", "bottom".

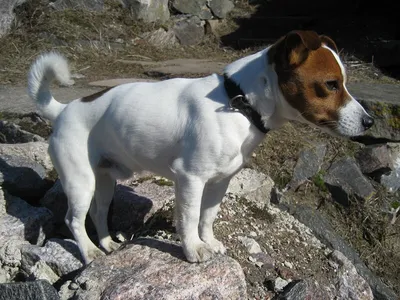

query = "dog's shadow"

[
  {"left": 0, "top": 157, "right": 54, "bottom": 245},
  {"left": 120, "top": 237, "right": 185, "bottom": 261}
]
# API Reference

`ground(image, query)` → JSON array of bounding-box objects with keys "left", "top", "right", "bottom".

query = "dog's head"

[{"left": 268, "top": 30, "right": 373, "bottom": 137}]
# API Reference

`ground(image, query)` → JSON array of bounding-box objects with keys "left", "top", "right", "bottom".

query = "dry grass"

[{"left": 0, "top": 0, "right": 250, "bottom": 85}]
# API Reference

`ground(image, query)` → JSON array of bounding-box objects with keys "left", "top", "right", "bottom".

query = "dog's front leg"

[
  {"left": 175, "top": 175, "right": 214, "bottom": 263},
  {"left": 198, "top": 178, "right": 231, "bottom": 255}
]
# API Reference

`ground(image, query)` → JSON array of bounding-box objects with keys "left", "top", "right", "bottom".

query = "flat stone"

[
  {"left": 0, "top": 188, "right": 53, "bottom": 246},
  {"left": 0, "top": 280, "right": 60, "bottom": 300},
  {"left": 172, "top": 16, "right": 205, "bottom": 46},
  {"left": 64, "top": 238, "right": 247, "bottom": 299},
  {"left": 208, "top": 0, "right": 234, "bottom": 18},
  {"left": 172, "top": 0, "right": 212, "bottom": 19},
  {"left": 227, "top": 168, "right": 275, "bottom": 209},
  {"left": 288, "top": 143, "right": 327, "bottom": 190},
  {"left": 126, "top": 0, "right": 170, "bottom": 23},
  {"left": 324, "top": 157, "right": 375, "bottom": 204},
  {"left": 355, "top": 144, "right": 391, "bottom": 174}
]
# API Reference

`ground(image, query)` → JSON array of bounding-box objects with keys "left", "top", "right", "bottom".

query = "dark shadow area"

[
  {"left": 221, "top": 0, "right": 400, "bottom": 79},
  {"left": 0, "top": 157, "right": 54, "bottom": 205},
  {"left": 121, "top": 237, "right": 185, "bottom": 261},
  {"left": 2, "top": 190, "right": 54, "bottom": 245}
]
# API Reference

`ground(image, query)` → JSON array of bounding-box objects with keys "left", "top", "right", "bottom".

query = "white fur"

[
  {"left": 27, "top": 47, "right": 370, "bottom": 264},
  {"left": 27, "top": 52, "right": 74, "bottom": 121}
]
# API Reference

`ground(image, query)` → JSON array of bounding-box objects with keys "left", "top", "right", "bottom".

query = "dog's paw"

[
  {"left": 203, "top": 237, "right": 226, "bottom": 255},
  {"left": 183, "top": 241, "right": 215, "bottom": 263},
  {"left": 100, "top": 237, "right": 122, "bottom": 253},
  {"left": 86, "top": 247, "right": 106, "bottom": 264}
]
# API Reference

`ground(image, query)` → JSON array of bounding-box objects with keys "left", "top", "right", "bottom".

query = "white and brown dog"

[{"left": 28, "top": 30, "right": 373, "bottom": 264}]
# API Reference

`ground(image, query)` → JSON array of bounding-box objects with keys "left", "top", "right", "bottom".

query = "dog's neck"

[{"left": 223, "top": 48, "right": 288, "bottom": 130}]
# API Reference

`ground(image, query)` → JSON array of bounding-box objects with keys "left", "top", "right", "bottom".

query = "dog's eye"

[{"left": 325, "top": 80, "right": 339, "bottom": 91}]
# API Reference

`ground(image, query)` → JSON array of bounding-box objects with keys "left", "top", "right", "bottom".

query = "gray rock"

[
  {"left": 355, "top": 145, "right": 391, "bottom": 175},
  {"left": 274, "top": 280, "right": 334, "bottom": 300},
  {"left": 172, "top": 15, "right": 205, "bottom": 46},
  {"left": 0, "top": 238, "right": 29, "bottom": 282},
  {"left": 0, "top": 189, "right": 53, "bottom": 246},
  {"left": 0, "top": 121, "right": 45, "bottom": 144},
  {"left": 0, "top": 142, "right": 53, "bottom": 172},
  {"left": 112, "top": 179, "right": 175, "bottom": 235},
  {"left": 40, "top": 179, "right": 69, "bottom": 235},
  {"left": 63, "top": 238, "right": 247, "bottom": 299},
  {"left": 381, "top": 170, "right": 400, "bottom": 193},
  {"left": 324, "top": 157, "right": 375, "bottom": 204},
  {"left": 50, "top": 0, "right": 104, "bottom": 11},
  {"left": 349, "top": 86, "right": 400, "bottom": 141},
  {"left": 0, "top": 154, "right": 53, "bottom": 202},
  {"left": 125, "top": 0, "right": 170, "bottom": 23},
  {"left": 208, "top": 0, "right": 234, "bottom": 18},
  {"left": 0, "top": 280, "right": 60, "bottom": 300},
  {"left": 141, "top": 28, "right": 177, "bottom": 48},
  {"left": 0, "top": 0, "right": 27, "bottom": 38},
  {"left": 273, "top": 277, "right": 289, "bottom": 292},
  {"left": 21, "top": 239, "right": 83, "bottom": 282},
  {"left": 288, "top": 205, "right": 398, "bottom": 300},
  {"left": 238, "top": 236, "right": 262, "bottom": 254},
  {"left": 330, "top": 250, "right": 373, "bottom": 300},
  {"left": 172, "top": 0, "right": 212, "bottom": 19},
  {"left": 288, "top": 144, "right": 327, "bottom": 190},
  {"left": 227, "top": 168, "right": 275, "bottom": 209},
  {"left": 381, "top": 143, "right": 400, "bottom": 192}
]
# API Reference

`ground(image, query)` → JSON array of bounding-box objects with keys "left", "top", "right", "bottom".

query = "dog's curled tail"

[{"left": 28, "top": 52, "right": 74, "bottom": 122}]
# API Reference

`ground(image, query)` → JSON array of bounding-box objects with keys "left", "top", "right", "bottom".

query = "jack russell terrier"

[{"left": 28, "top": 30, "right": 373, "bottom": 264}]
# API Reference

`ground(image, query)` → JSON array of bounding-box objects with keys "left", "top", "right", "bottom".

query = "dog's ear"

[
  {"left": 268, "top": 30, "right": 322, "bottom": 69},
  {"left": 320, "top": 35, "right": 338, "bottom": 53},
  {"left": 284, "top": 30, "right": 321, "bottom": 67}
]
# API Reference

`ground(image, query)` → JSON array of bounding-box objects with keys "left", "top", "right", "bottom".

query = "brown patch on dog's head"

[
  {"left": 268, "top": 30, "right": 349, "bottom": 130},
  {"left": 81, "top": 87, "right": 113, "bottom": 102}
]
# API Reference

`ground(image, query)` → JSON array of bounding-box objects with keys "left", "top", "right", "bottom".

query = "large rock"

[
  {"left": 208, "top": 0, "right": 234, "bottom": 18},
  {"left": 348, "top": 82, "right": 400, "bottom": 142},
  {"left": 62, "top": 238, "right": 247, "bottom": 299},
  {"left": 0, "top": 189, "right": 53, "bottom": 246},
  {"left": 330, "top": 250, "right": 373, "bottom": 300},
  {"left": 0, "top": 142, "right": 54, "bottom": 202},
  {"left": 355, "top": 144, "right": 391, "bottom": 175},
  {"left": 124, "top": 0, "right": 169, "bottom": 23},
  {"left": 0, "top": 280, "right": 60, "bottom": 300},
  {"left": 172, "top": 16, "right": 205, "bottom": 46},
  {"left": 112, "top": 178, "right": 175, "bottom": 235},
  {"left": 323, "top": 157, "right": 375, "bottom": 205},
  {"left": 380, "top": 143, "right": 400, "bottom": 192},
  {"left": 50, "top": 0, "right": 104, "bottom": 11},
  {"left": 227, "top": 168, "right": 275, "bottom": 209},
  {"left": 172, "top": 0, "right": 212, "bottom": 20},
  {"left": 0, "top": 121, "right": 44, "bottom": 144},
  {"left": 0, "top": 0, "right": 27, "bottom": 38},
  {"left": 287, "top": 205, "right": 398, "bottom": 300},
  {"left": 21, "top": 238, "right": 83, "bottom": 283},
  {"left": 288, "top": 143, "right": 327, "bottom": 190}
]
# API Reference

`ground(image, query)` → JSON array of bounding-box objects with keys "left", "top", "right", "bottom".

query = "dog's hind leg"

[
  {"left": 49, "top": 142, "right": 105, "bottom": 264},
  {"left": 199, "top": 178, "right": 231, "bottom": 255},
  {"left": 89, "top": 173, "right": 121, "bottom": 253}
]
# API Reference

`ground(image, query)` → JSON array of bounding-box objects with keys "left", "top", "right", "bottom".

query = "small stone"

[
  {"left": 284, "top": 261, "right": 293, "bottom": 269},
  {"left": 274, "top": 277, "right": 289, "bottom": 292}
]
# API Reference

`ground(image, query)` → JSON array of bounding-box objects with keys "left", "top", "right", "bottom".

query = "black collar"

[{"left": 223, "top": 74, "right": 269, "bottom": 134}]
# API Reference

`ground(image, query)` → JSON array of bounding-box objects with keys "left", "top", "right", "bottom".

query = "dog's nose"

[{"left": 362, "top": 115, "right": 374, "bottom": 130}]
